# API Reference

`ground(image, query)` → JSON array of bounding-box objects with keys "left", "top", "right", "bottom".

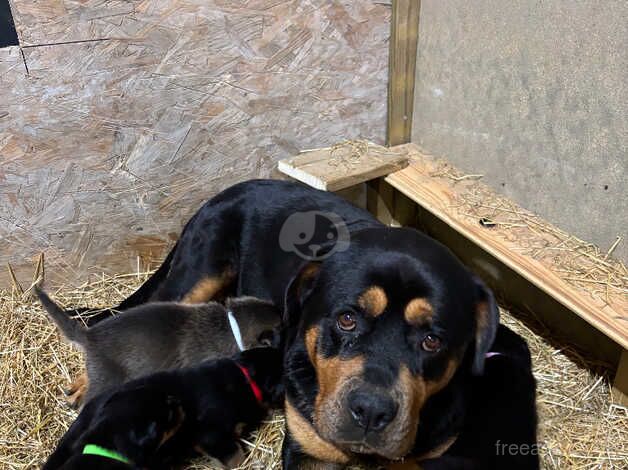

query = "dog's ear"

[
  {"left": 283, "top": 261, "right": 322, "bottom": 325},
  {"left": 471, "top": 275, "right": 500, "bottom": 375}
]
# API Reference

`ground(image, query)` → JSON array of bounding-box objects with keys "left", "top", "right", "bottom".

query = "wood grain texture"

[
  {"left": 612, "top": 349, "right": 628, "bottom": 406},
  {"left": 387, "top": 0, "right": 420, "bottom": 146},
  {"left": 278, "top": 141, "right": 408, "bottom": 191},
  {"left": 385, "top": 144, "right": 628, "bottom": 349},
  {"left": 0, "top": 1, "right": 390, "bottom": 287}
]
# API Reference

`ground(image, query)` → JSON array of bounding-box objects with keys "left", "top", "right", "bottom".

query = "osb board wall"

[{"left": 0, "top": 0, "right": 390, "bottom": 288}]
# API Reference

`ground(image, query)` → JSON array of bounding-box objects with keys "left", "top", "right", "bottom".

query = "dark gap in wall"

[{"left": 0, "top": 0, "right": 19, "bottom": 47}]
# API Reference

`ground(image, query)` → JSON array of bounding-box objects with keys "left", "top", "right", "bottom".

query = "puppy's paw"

[
  {"left": 222, "top": 443, "right": 245, "bottom": 469},
  {"left": 64, "top": 372, "right": 88, "bottom": 409}
]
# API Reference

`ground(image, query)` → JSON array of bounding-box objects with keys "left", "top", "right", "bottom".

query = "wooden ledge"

[
  {"left": 384, "top": 145, "right": 627, "bottom": 351},
  {"left": 278, "top": 141, "right": 409, "bottom": 192},
  {"left": 279, "top": 140, "right": 627, "bottom": 403}
]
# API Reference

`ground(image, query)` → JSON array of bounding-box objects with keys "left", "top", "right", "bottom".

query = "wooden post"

[
  {"left": 371, "top": 0, "right": 421, "bottom": 221},
  {"left": 387, "top": 0, "right": 421, "bottom": 146},
  {"left": 613, "top": 349, "right": 628, "bottom": 406}
]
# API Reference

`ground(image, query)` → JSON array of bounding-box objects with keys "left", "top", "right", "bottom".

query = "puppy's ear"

[
  {"left": 283, "top": 261, "right": 321, "bottom": 325},
  {"left": 471, "top": 275, "right": 500, "bottom": 375}
]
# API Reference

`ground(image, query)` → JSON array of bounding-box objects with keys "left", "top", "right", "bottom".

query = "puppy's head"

[
  {"left": 95, "top": 387, "right": 184, "bottom": 462},
  {"left": 237, "top": 347, "right": 285, "bottom": 407},
  {"left": 284, "top": 227, "right": 498, "bottom": 460},
  {"left": 226, "top": 297, "right": 282, "bottom": 349}
]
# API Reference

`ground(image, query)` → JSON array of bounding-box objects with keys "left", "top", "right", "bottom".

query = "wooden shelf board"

[
  {"left": 278, "top": 142, "right": 409, "bottom": 192},
  {"left": 384, "top": 145, "right": 627, "bottom": 350}
]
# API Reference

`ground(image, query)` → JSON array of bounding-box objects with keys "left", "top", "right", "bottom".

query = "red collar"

[{"left": 236, "top": 364, "right": 264, "bottom": 404}]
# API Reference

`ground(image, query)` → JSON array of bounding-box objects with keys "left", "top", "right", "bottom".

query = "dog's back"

[{"left": 36, "top": 289, "right": 281, "bottom": 402}]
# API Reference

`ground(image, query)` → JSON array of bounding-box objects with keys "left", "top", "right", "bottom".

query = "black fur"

[
  {"left": 66, "top": 179, "right": 537, "bottom": 468},
  {"left": 44, "top": 347, "right": 284, "bottom": 469},
  {"left": 35, "top": 287, "right": 280, "bottom": 405}
]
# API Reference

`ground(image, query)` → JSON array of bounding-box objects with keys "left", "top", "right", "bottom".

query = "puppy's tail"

[{"left": 34, "top": 286, "right": 86, "bottom": 345}]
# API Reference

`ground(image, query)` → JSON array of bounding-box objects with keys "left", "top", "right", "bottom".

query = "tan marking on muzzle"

[
  {"left": 181, "top": 269, "right": 235, "bottom": 304},
  {"left": 385, "top": 459, "right": 424, "bottom": 470},
  {"left": 403, "top": 298, "right": 433, "bottom": 326},
  {"left": 425, "top": 358, "right": 459, "bottom": 397},
  {"left": 394, "top": 358, "right": 459, "bottom": 456},
  {"left": 285, "top": 398, "right": 350, "bottom": 464},
  {"left": 417, "top": 434, "right": 458, "bottom": 461},
  {"left": 314, "top": 355, "right": 365, "bottom": 422},
  {"left": 305, "top": 326, "right": 319, "bottom": 364},
  {"left": 358, "top": 286, "right": 388, "bottom": 317}
]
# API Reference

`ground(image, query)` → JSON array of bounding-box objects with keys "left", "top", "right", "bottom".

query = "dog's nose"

[{"left": 348, "top": 389, "right": 398, "bottom": 432}]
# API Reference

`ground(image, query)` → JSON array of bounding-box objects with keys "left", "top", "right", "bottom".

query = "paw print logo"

[{"left": 279, "top": 211, "right": 350, "bottom": 260}]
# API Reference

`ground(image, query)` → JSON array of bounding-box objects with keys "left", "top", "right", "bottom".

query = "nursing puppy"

[
  {"left": 43, "top": 347, "right": 284, "bottom": 470},
  {"left": 35, "top": 287, "right": 281, "bottom": 406}
]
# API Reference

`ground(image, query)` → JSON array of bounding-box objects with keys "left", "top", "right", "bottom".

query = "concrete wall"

[
  {"left": 412, "top": 0, "right": 627, "bottom": 261},
  {"left": 0, "top": 0, "right": 390, "bottom": 287}
]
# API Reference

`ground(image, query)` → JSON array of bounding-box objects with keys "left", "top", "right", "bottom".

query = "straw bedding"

[{"left": 0, "top": 271, "right": 626, "bottom": 469}]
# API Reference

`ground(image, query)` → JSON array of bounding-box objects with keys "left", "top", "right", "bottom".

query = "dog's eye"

[
  {"left": 421, "top": 334, "right": 442, "bottom": 352},
  {"left": 337, "top": 312, "right": 357, "bottom": 332}
]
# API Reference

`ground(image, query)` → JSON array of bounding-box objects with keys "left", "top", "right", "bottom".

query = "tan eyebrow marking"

[
  {"left": 357, "top": 285, "right": 388, "bottom": 317},
  {"left": 404, "top": 297, "right": 433, "bottom": 325}
]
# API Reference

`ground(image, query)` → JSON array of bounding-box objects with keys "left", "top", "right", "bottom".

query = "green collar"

[{"left": 82, "top": 444, "right": 132, "bottom": 465}]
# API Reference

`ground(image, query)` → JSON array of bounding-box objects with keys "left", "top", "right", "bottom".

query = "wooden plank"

[
  {"left": 278, "top": 142, "right": 408, "bottom": 192},
  {"left": 612, "top": 349, "right": 628, "bottom": 406},
  {"left": 385, "top": 145, "right": 628, "bottom": 349},
  {"left": 386, "top": 146, "right": 628, "bottom": 348},
  {"left": 387, "top": 0, "right": 421, "bottom": 146}
]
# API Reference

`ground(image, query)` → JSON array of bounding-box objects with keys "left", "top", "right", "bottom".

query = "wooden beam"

[
  {"left": 613, "top": 349, "right": 628, "bottom": 406},
  {"left": 384, "top": 145, "right": 627, "bottom": 351},
  {"left": 387, "top": 0, "right": 421, "bottom": 146}
]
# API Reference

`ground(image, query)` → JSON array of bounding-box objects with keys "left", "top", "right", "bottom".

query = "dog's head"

[
  {"left": 284, "top": 227, "right": 498, "bottom": 460},
  {"left": 238, "top": 346, "right": 285, "bottom": 407},
  {"left": 95, "top": 386, "right": 185, "bottom": 462}
]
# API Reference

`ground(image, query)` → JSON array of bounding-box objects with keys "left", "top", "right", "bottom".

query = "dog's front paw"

[
  {"left": 221, "top": 443, "right": 245, "bottom": 469},
  {"left": 64, "top": 372, "right": 88, "bottom": 409}
]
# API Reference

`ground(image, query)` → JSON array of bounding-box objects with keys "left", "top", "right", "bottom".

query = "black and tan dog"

[
  {"left": 63, "top": 179, "right": 537, "bottom": 468},
  {"left": 36, "top": 288, "right": 280, "bottom": 406},
  {"left": 44, "top": 347, "right": 284, "bottom": 469}
]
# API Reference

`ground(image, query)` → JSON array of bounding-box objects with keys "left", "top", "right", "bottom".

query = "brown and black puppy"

[
  {"left": 36, "top": 288, "right": 280, "bottom": 406},
  {"left": 43, "top": 347, "right": 284, "bottom": 470}
]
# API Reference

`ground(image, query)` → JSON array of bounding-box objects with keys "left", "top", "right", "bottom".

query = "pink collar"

[
  {"left": 236, "top": 364, "right": 264, "bottom": 404},
  {"left": 485, "top": 352, "right": 502, "bottom": 359}
]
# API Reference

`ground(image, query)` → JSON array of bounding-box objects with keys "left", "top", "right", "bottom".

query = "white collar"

[{"left": 227, "top": 310, "right": 245, "bottom": 351}]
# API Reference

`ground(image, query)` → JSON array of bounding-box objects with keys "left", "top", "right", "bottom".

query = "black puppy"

[
  {"left": 43, "top": 386, "right": 184, "bottom": 469},
  {"left": 44, "top": 347, "right": 284, "bottom": 470}
]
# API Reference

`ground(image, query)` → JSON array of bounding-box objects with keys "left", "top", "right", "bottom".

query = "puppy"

[
  {"left": 43, "top": 386, "right": 184, "bottom": 469},
  {"left": 35, "top": 287, "right": 280, "bottom": 405},
  {"left": 44, "top": 347, "right": 284, "bottom": 470}
]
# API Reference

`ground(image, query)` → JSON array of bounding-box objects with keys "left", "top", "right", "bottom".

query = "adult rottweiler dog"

[{"left": 66, "top": 179, "right": 537, "bottom": 468}]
